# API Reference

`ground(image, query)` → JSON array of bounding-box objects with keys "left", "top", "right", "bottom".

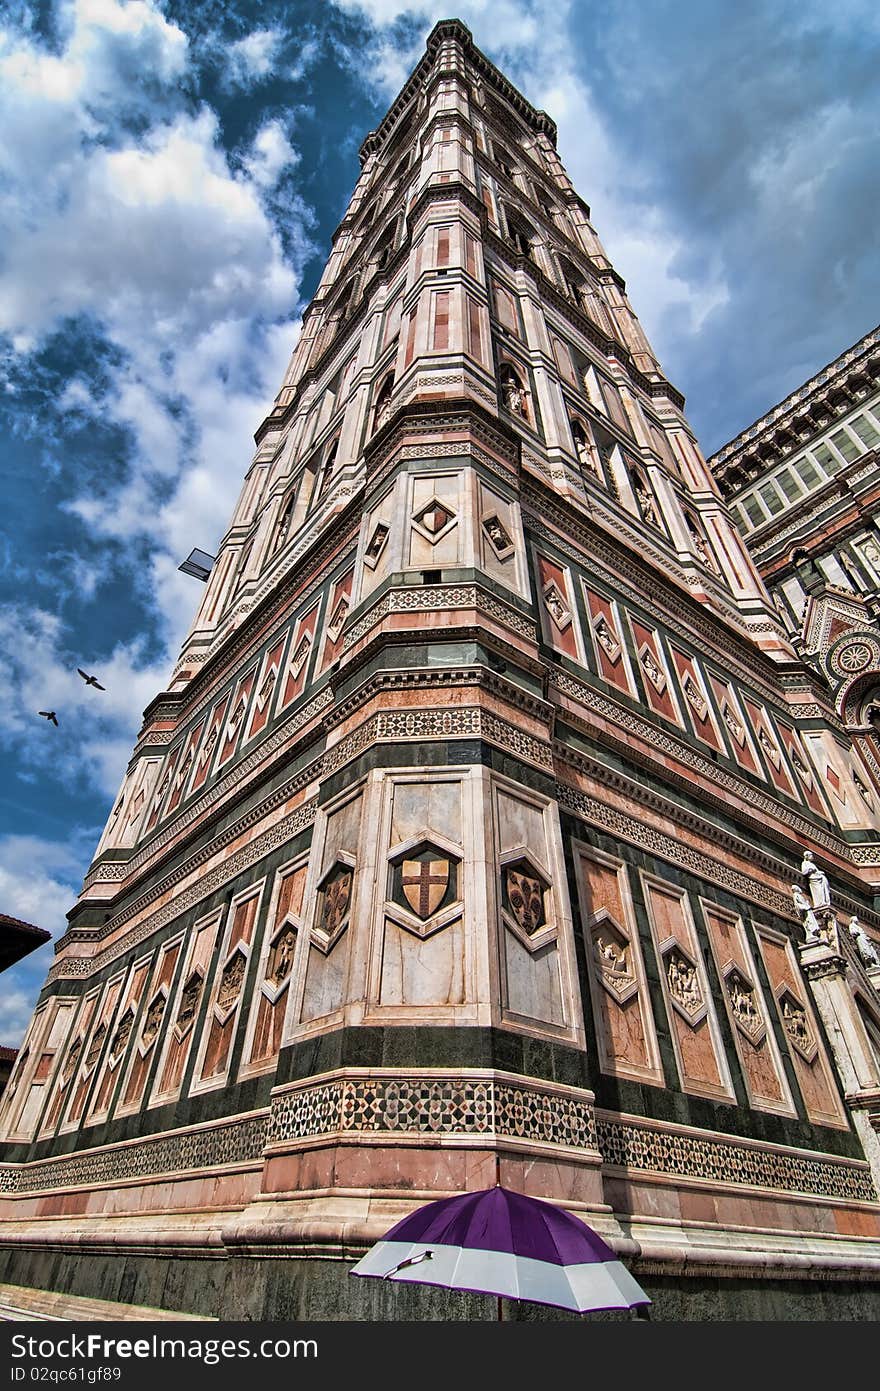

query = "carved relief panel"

[
  {"left": 191, "top": 884, "right": 264, "bottom": 1094},
  {"left": 279, "top": 603, "right": 319, "bottom": 710},
  {"left": 706, "top": 675, "right": 763, "bottom": 777},
  {"left": 241, "top": 857, "right": 308, "bottom": 1074},
  {"left": 40, "top": 988, "right": 101, "bottom": 1138},
  {"left": 215, "top": 665, "right": 258, "bottom": 771},
  {"left": 365, "top": 770, "right": 471, "bottom": 1020},
  {"left": 573, "top": 843, "right": 663, "bottom": 1086},
  {"left": 58, "top": 972, "right": 125, "bottom": 1134},
  {"left": 407, "top": 472, "right": 462, "bottom": 569},
  {"left": 85, "top": 955, "right": 151, "bottom": 1125},
  {"left": 286, "top": 787, "right": 363, "bottom": 1037},
  {"left": 700, "top": 901, "right": 795, "bottom": 1117},
  {"left": 742, "top": 698, "right": 799, "bottom": 799},
  {"left": 358, "top": 478, "right": 401, "bottom": 601},
  {"left": 754, "top": 924, "right": 848, "bottom": 1129},
  {"left": 492, "top": 776, "right": 584, "bottom": 1044},
  {"left": 0, "top": 998, "right": 78, "bottom": 1142},
  {"left": 628, "top": 618, "right": 682, "bottom": 725},
  {"left": 582, "top": 585, "right": 636, "bottom": 697},
  {"left": 165, "top": 716, "right": 206, "bottom": 819},
  {"left": 189, "top": 693, "right": 231, "bottom": 797},
  {"left": 476, "top": 479, "right": 528, "bottom": 597},
  {"left": 669, "top": 648, "right": 725, "bottom": 754},
  {"left": 535, "top": 553, "right": 583, "bottom": 662},
  {"left": 640, "top": 872, "right": 735, "bottom": 1104},
  {"left": 244, "top": 635, "right": 287, "bottom": 744},
  {"left": 117, "top": 934, "right": 183, "bottom": 1115},
  {"left": 319, "top": 570, "right": 354, "bottom": 671},
  {"left": 150, "top": 909, "right": 223, "bottom": 1106}
]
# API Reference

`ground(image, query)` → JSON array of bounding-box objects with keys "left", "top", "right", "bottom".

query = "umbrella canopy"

[{"left": 351, "top": 1185, "right": 650, "bottom": 1314}]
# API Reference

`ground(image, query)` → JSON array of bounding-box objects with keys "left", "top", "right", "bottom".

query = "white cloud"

[
  {"left": 0, "top": 1, "right": 315, "bottom": 806},
  {"left": 0, "top": 830, "right": 96, "bottom": 1045},
  {"left": 0, "top": 601, "right": 172, "bottom": 798},
  {"left": 243, "top": 117, "right": 300, "bottom": 189},
  {"left": 224, "top": 26, "right": 283, "bottom": 87}
]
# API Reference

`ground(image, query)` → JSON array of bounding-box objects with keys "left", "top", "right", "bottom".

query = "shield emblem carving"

[
  {"left": 402, "top": 859, "right": 449, "bottom": 920},
  {"left": 320, "top": 868, "right": 352, "bottom": 935},
  {"left": 506, "top": 868, "right": 545, "bottom": 934}
]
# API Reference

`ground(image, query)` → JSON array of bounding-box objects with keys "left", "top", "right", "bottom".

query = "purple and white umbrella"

[{"left": 351, "top": 1185, "right": 650, "bottom": 1315}]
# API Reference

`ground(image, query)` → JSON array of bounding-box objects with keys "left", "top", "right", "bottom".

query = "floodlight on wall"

[{"left": 178, "top": 548, "right": 216, "bottom": 582}]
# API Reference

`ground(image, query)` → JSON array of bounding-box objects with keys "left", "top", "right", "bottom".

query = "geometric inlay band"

[
  {"left": 0, "top": 1114, "right": 268, "bottom": 1195},
  {"left": 266, "top": 1074, "right": 599, "bottom": 1152},
  {"left": 596, "top": 1118, "right": 877, "bottom": 1204}
]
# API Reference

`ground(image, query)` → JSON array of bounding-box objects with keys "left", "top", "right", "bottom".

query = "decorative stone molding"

[
  {"left": 342, "top": 582, "right": 535, "bottom": 651},
  {"left": 50, "top": 800, "right": 318, "bottom": 981},
  {"left": 88, "top": 689, "right": 332, "bottom": 892},
  {"left": 551, "top": 670, "right": 850, "bottom": 860},
  {"left": 596, "top": 1114, "right": 876, "bottom": 1203},
  {"left": 557, "top": 782, "right": 793, "bottom": 915},
  {"left": 266, "top": 1070, "right": 598, "bottom": 1154},
  {"left": 0, "top": 1113, "right": 268, "bottom": 1195}
]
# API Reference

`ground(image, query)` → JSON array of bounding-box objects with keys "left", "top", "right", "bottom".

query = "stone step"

[{"left": 0, "top": 1283, "right": 213, "bottom": 1322}]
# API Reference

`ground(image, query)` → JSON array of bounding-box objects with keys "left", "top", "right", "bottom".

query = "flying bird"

[
  {"left": 38, "top": 711, "right": 59, "bottom": 726},
  {"left": 77, "top": 668, "right": 105, "bottom": 690}
]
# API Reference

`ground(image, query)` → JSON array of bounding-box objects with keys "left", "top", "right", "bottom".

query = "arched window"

[
  {"left": 494, "top": 144, "right": 516, "bottom": 179},
  {"left": 316, "top": 439, "right": 339, "bottom": 500},
  {"left": 374, "top": 221, "right": 397, "bottom": 272},
  {"left": 373, "top": 373, "right": 395, "bottom": 433},
  {"left": 558, "top": 255, "right": 587, "bottom": 309},
  {"left": 685, "top": 512, "right": 715, "bottom": 569},
  {"left": 629, "top": 467, "right": 660, "bottom": 528},
  {"left": 499, "top": 362, "right": 529, "bottom": 422},
  {"left": 273, "top": 489, "right": 297, "bottom": 553},
  {"left": 534, "top": 186, "right": 556, "bottom": 223},
  {"left": 570, "top": 418, "right": 602, "bottom": 484},
  {"left": 332, "top": 279, "right": 356, "bottom": 324},
  {"left": 505, "top": 209, "right": 537, "bottom": 263}
]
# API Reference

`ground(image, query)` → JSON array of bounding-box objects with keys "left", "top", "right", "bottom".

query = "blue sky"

[{"left": 1, "top": 0, "right": 878, "bottom": 1044}]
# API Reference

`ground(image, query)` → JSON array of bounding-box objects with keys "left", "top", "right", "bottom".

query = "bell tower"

[{"left": 2, "top": 20, "right": 880, "bottom": 1320}]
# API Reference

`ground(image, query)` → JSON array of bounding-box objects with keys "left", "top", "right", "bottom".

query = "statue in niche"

[
  {"left": 849, "top": 916, "right": 880, "bottom": 969},
  {"left": 688, "top": 522, "right": 713, "bottom": 568},
  {"left": 571, "top": 423, "right": 600, "bottom": 478},
  {"left": 500, "top": 366, "right": 528, "bottom": 419},
  {"left": 801, "top": 850, "right": 831, "bottom": 910},
  {"left": 632, "top": 476, "right": 659, "bottom": 527},
  {"left": 792, "top": 883, "right": 823, "bottom": 944}
]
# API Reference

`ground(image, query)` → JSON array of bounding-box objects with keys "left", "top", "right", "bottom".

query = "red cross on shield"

[{"left": 402, "top": 859, "right": 449, "bottom": 920}]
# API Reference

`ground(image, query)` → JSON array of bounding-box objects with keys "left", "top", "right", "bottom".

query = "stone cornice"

[
  {"left": 711, "top": 325, "right": 880, "bottom": 481},
  {"left": 358, "top": 19, "right": 557, "bottom": 168}
]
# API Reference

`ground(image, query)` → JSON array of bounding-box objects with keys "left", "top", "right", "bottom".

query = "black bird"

[
  {"left": 77, "top": 668, "right": 105, "bottom": 690},
  {"left": 38, "top": 711, "right": 59, "bottom": 726}
]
